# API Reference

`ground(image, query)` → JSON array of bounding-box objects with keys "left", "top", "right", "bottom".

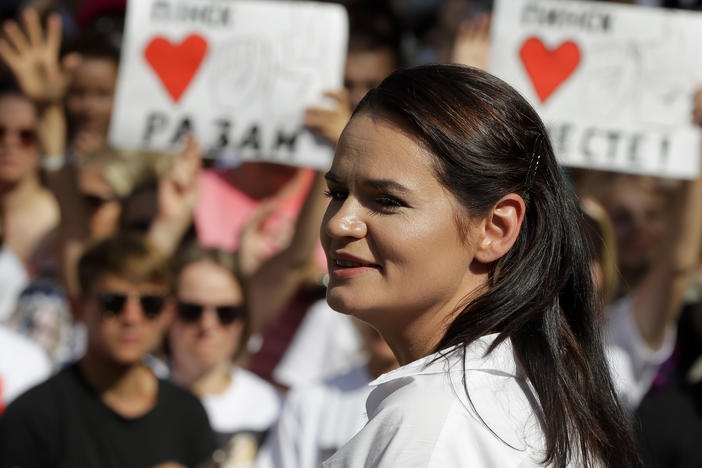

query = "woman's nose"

[{"left": 323, "top": 199, "right": 367, "bottom": 240}]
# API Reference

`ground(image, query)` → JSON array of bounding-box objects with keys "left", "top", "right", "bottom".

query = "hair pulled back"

[{"left": 355, "top": 64, "right": 640, "bottom": 468}]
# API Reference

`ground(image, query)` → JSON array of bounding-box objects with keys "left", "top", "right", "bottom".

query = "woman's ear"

[{"left": 474, "top": 193, "right": 526, "bottom": 264}]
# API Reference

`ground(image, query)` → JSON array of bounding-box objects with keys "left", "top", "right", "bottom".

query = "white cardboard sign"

[
  {"left": 490, "top": 0, "right": 702, "bottom": 179},
  {"left": 109, "top": 0, "right": 348, "bottom": 168}
]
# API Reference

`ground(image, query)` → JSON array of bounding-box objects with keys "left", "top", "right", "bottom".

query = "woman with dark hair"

[{"left": 320, "top": 64, "right": 640, "bottom": 467}]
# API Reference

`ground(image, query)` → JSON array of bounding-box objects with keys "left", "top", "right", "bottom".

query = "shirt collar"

[{"left": 370, "top": 333, "right": 519, "bottom": 387}]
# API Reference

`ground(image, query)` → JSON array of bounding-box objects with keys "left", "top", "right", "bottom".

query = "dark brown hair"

[{"left": 356, "top": 64, "right": 640, "bottom": 468}]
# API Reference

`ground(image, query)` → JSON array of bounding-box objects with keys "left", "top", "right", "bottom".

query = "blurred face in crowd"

[
  {"left": 605, "top": 177, "right": 667, "bottom": 281},
  {"left": 345, "top": 48, "right": 396, "bottom": 110},
  {"left": 82, "top": 274, "right": 172, "bottom": 365},
  {"left": 0, "top": 94, "right": 39, "bottom": 185},
  {"left": 66, "top": 57, "right": 118, "bottom": 137},
  {"left": 322, "top": 114, "right": 484, "bottom": 331},
  {"left": 169, "top": 260, "right": 246, "bottom": 375}
]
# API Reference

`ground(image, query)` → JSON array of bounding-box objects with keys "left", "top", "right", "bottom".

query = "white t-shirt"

[
  {"left": 605, "top": 296, "right": 676, "bottom": 414},
  {"left": 273, "top": 300, "right": 365, "bottom": 389},
  {"left": 202, "top": 367, "right": 282, "bottom": 467},
  {"left": 258, "top": 365, "right": 372, "bottom": 468},
  {"left": 322, "top": 334, "right": 553, "bottom": 468},
  {"left": 0, "top": 247, "right": 28, "bottom": 323},
  {"left": 0, "top": 325, "right": 51, "bottom": 412}
]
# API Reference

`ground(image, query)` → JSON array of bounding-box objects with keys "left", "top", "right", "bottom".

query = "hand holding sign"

[{"left": 304, "top": 89, "right": 351, "bottom": 146}]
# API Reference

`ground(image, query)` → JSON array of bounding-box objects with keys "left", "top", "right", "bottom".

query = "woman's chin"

[{"left": 325, "top": 289, "right": 367, "bottom": 318}]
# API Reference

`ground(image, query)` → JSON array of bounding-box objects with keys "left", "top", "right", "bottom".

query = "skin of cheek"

[{"left": 327, "top": 203, "right": 478, "bottom": 331}]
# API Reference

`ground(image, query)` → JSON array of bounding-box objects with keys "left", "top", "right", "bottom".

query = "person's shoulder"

[
  {"left": 157, "top": 378, "right": 203, "bottom": 408},
  {"left": 230, "top": 367, "right": 282, "bottom": 415},
  {"left": 0, "top": 327, "right": 49, "bottom": 367},
  {"left": 235, "top": 367, "right": 280, "bottom": 400},
  {"left": 2, "top": 364, "right": 76, "bottom": 420}
]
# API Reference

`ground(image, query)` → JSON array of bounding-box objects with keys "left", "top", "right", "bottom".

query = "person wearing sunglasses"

[
  {"left": 0, "top": 86, "right": 59, "bottom": 266},
  {"left": 168, "top": 243, "right": 281, "bottom": 468},
  {"left": 0, "top": 233, "right": 217, "bottom": 468}
]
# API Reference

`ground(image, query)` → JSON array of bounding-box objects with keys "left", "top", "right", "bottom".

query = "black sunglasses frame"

[
  {"left": 0, "top": 125, "right": 38, "bottom": 148},
  {"left": 176, "top": 301, "right": 246, "bottom": 326},
  {"left": 95, "top": 291, "right": 167, "bottom": 320}
]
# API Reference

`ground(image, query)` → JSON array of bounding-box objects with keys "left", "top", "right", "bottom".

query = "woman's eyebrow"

[
  {"left": 363, "top": 179, "right": 410, "bottom": 194},
  {"left": 325, "top": 172, "right": 410, "bottom": 194}
]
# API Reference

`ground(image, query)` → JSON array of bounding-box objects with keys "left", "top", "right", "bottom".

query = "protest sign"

[
  {"left": 490, "top": 0, "right": 702, "bottom": 179},
  {"left": 109, "top": 0, "right": 348, "bottom": 169}
]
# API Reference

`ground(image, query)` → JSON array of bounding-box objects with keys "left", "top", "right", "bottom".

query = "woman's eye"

[
  {"left": 375, "top": 196, "right": 402, "bottom": 208},
  {"left": 324, "top": 189, "right": 347, "bottom": 201},
  {"left": 371, "top": 195, "right": 405, "bottom": 213}
]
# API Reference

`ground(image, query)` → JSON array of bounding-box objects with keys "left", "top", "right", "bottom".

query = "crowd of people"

[{"left": 0, "top": 0, "right": 702, "bottom": 467}]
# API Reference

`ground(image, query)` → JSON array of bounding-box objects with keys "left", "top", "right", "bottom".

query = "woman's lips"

[{"left": 330, "top": 256, "right": 381, "bottom": 279}]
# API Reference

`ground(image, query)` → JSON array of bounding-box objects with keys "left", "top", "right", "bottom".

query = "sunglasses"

[
  {"left": 95, "top": 292, "right": 166, "bottom": 320},
  {"left": 176, "top": 301, "right": 245, "bottom": 325},
  {"left": 0, "top": 125, "right": 38, "bottom": 148},
  {"left": 82, "top": 193, "right": 115, "bottom": 210}
]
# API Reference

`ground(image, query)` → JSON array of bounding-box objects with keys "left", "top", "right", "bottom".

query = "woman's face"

[
  {"left": 66, "top": 58, "right": 117, "bottom": 137},
  {"left": 169, "top": 260, "right": 245, "bottom": 373},
  {"left": 605, "top": 178, "right": 666, "bottom": 280},
  {"left": 0, "top": 95, "right": 39, "bottom": 184},
  {"left": 321, "top": 113, "right": 486, "bottom": 332}
]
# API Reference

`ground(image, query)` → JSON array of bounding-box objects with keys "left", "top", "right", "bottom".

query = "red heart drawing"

[
  {"left": 144, "top": 34, "right": 208, "bottom": 103},
  {"left": 519, "top": 37, "right": 581, "bottom": 103}
]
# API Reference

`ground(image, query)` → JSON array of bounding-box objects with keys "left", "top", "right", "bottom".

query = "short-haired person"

[
  {"left": 0, "top": 234, "right": 216, "bottom": 468},
  {"left": 319, "top": 65, "right": 640, "bottom": 467}
]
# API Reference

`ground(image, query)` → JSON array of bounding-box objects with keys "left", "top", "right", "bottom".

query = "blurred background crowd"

[{"left": 0, "top": 0, "right": 702, "bottom": 467}]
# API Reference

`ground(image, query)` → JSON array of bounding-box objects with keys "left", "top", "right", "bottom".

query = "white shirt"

[
  {"left": 605, "top": 296, "right": 676, "bottom": 414},
  {"left": 203, "top": 367, "right": 282, "bottom": 435},
  {"left": 273, "top": 300, "right": 364, "bottom": 389},
  {"left": 203, "top": 367, "right": 282, "bottom": 468},
  {"left": 0, "top": 247, "right": 28, "bottom": 323},
  {"left": 258, "top": 365, "right": 372, "bottom": 468},
  {"left": 322, "top": 334, "right": 552, "bottom": 468},
  {"left": 0, "top": 326, "right": 51, "bottom": 410}
]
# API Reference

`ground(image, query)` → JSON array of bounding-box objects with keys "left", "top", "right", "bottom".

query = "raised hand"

[
  {"left": 304, "top": 89, "right": 352, "bottom": 146},
  {"left": 451, "top": 14, "right": 491, "bottom": 71},
  {"left": 237, "top": 199, "right": 293, "bottom": 278},
  {"left": 0, "top": 9, "right": 79, "bottom": 104},
  {"left": 158, "top": 135, "right": 202, "bottom": 220}
]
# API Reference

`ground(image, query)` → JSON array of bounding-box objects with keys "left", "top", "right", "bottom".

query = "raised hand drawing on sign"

[
  {"left": 209, "top": 36, "right": 272, "bottom": 110},
  {"left": 581, "top": 42, "right": 639, "bottom": 120},
  {"left": 638, "top": 23, "right": 690, "bottom": 126}
]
